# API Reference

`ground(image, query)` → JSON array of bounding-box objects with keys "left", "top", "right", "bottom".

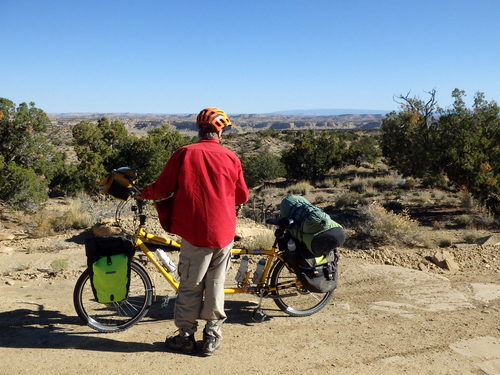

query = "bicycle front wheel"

[
  {"left": 73, "top": 260, "right": 154, "bottom": 332},
  {"left": 270, "top": 259, "right": 333, "bottom": 317}
]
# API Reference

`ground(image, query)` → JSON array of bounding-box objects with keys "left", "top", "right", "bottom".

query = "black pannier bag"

[
  {"left": 279, "top": 233, "right": 340, "bottom": 293},
  {"left": 85, "top": 236, "right": 135, "bottom": 303}
]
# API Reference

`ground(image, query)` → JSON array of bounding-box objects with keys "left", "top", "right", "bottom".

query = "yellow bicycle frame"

[{"left": 133, "top": 227, "right": 296, "bottom": 294}]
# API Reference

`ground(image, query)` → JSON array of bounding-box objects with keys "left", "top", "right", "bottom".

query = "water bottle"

[
  {"left": 252, "top": 258, "right": 267, "bottom": 284},
  {"left": 235, "top": 256, "right": 249, "bottom": 283},
  {"left": 287, "top": 238, "right": 296, "bottom": 253},
  {"left": 156, "top": 249, "right": 177, "bottom": 272}
]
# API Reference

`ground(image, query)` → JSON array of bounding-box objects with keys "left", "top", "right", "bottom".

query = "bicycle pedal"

[
  {"left": 160, "top": 296, "right": 171, "bottom": 309},
  {"left": 251, "top": 309, "right": 268, "bottom": 323}
]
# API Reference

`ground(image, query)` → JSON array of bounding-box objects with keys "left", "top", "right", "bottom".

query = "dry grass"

[
  {"left": 316, "top": 178, "right": 340, "bottom": 188},
  {"left": 355, "top": 203, "right": 420, "bottom": 247},
  {"left": 463, "top": 231, "right": 483, "bottom": 244},
  {"left": 31, "top": 196, "right": 94, "bottom": 237},
  {"left": 437, "top": 237, "right": 453, "bottom": 247},
  {"left": 372, "top": 175, "right": 406, "bottom": 192},
  {"left": 335, "top": 192, "right": 363, "bottom": 208},
  {"left": 50, "top": 259, "right": 69, "bottom": 273},
  {"left": 242, "top": 230, "right": 275, "bottom": 250},
  {"left": 349, "top": 178, "right": 368, "bottom": 193},
  {"left": 454, "top": 214, "right": 474, "bottom": 228},
  {"left": 412, "top": 191, "right": 433, "bottom": 205},
  {"left": 287, "top": 181, "right": 314, "bottom": 195}
]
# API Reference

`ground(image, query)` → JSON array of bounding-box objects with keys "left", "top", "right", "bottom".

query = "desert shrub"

[
  {"left": 473, "top": 208, "right": 497, "bottom": 229},
  {"left": 314, "top": 195, "right": 327, "bottom": 204},
  {"left": 430, "top": 190, "right": 447, "bottom": 202},
  {"left": 459, "top": 192, "right": 475, "bottom": 209},
  {"left": 463, "top": 232, "right": 482, "bottom": 244},
  {"left": 421, "top": 173, "right": 449, "bottom": 189},
  {"left": 242, "top": 230, "right": 275, "bottom": 250},
  {"left": 415, "top": 234, "right": 434, "bottom": 248},
  {"left": 362, "top": 187, "right": 378, "bottom": 198},
  {"left": 315, "top": 178, "right": 339, "bottom": 188},
  {"left": 50, "top": 259, "right": 69, "bottom": 273},
  {"left": 0, "top": 162, "right": 48, "bottom": 210},
  {"left": 381, "top": 89, "right": 499, "bottom": 212},
  {"left": 372, "top": 175, "right": 405, "bottom": 191},
  {"left": 412, "top": 191, "right": 433, "bottom": 206},
  {"left": 287, "top": 181, "right": 313, "bottom": 195},
  {"left": 454, "top": 215, "right": 473, "bottom": 228},
  {"left": 345, "top": 135, "right": 381, "bottom": 166},
  {"left": 242, "top": 152, "right": 286, "bottom": 188},
  {"left": 31, "top": 196, "right": 93, "bottom": 236},
  {"left": 48, "top": 163, "right": 85, "bottom": 194},
  {"left": 260, "top": 187, "right": 280, "bottom": 197},
  {"left": 432, "top": 220, "right": 446, "bottom": 230},
  {"left": 349, "top": 178, "right": 368, "bottom": 193},
  {"left": 437, "top": 237, "right": 452, "bottom": 247},
  {"left": 281, "top": 130, "right": 347, "bottom": 182},
  {"left": 356, "top": 203, "right": 419, "bottom": 246},
  {"left": 72, "top": 120, "right": 187, "bottom": 193},
  {"left": 403, "top": 177, "right": 418, "bottom": 190},
  {"left": 0, "top": 99, "right": 67, "bottom": 209},
  {"left": 335, "top": 192, "right": 362, "bottom": 208}
]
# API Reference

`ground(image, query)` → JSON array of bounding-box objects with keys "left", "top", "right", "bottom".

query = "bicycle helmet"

[{"left": 196, "top": 107, "right": 232, "bottom": 132}]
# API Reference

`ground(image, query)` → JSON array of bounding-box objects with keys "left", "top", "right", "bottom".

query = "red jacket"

[{"left": 140, "top": 139, "right": 249, "bottom": 248}]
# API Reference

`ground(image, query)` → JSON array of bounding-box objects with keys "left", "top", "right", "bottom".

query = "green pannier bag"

[
  {"left": 85, "top": 236, "right": 135, "bottom": 303},
  {"left": 280, "top": 195, "right": 344, "bottom": 257}
]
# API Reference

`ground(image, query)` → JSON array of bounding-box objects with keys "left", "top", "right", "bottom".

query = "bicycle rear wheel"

[
  {"left": 270, "top": 259, "right": 333, "bottom": 316},
  {"left": 73, "top": 261, "right": 154, "bottom": 332}
]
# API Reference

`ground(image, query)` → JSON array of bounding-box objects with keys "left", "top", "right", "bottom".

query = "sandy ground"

[{"left": 0, "top": 225, "right": 499, "bottom": 375}]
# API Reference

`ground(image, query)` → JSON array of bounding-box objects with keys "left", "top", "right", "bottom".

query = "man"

[{"left": 139, "top": 107, "right": 249, "bottom": 356}]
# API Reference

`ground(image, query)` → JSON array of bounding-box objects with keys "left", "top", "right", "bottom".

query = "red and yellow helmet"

[{"left": 196, "top": 107, "right": 232, "bottom": 132}]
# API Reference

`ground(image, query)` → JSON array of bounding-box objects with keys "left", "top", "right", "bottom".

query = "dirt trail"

[{"left": 0, "top": 228, "right": 499, "bottom": 375}]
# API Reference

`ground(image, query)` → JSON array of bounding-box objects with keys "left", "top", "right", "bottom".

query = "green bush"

[
  {"left": 345, "top": 135, "right": 381, "bottom": 166},
  {"left": 0, "top": 162, "right": 48, "bottom": 210},
  {"left": 281, "top": 130, "right": 347, "bottom": 182},
  {"left": 242, "top": 152, "right": 286, "bottom": 188},
  {"left": 381, "top": 89, "right": 499, "bottom": 212},
  {"left": 72, "top": 120, "right": 188, "bottom": 192},
  {"left": 0, "top": 98, "right": 64, "bottom": 209}
]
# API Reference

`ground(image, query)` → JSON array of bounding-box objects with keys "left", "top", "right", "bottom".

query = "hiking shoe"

[
  {"left": 201, "top": 330, "right": 221, "bottom": 356},
  {"left": 165, "top": 333, "right": 196, "bottom": 354}
]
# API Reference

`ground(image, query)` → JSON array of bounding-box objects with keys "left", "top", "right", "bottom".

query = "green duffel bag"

[
  {"left": 280, "top": 195, "right": 344, "bottom": 257},
  {"left": 85, "top": 236, "right": 135, "bottom": 303}
]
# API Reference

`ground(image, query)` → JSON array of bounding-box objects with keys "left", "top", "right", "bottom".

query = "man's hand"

[{"left": 236, "top": 204, "right": 243, "bottom": 215}]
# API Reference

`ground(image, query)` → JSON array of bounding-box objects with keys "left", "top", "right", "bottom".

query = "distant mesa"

[
  {"left": 49, "top": 109, "right": 389, "bottom": 132},
  {"left": 270, "top": 109, "right": 390, "bottom": 116}
]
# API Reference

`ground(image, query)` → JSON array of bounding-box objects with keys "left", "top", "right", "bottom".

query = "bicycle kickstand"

[{"left": 252, "top": 288, "right": 268, "bottom": 323}]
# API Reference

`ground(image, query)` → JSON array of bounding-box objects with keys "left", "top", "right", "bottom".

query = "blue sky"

[{"left": 2, "top": 0, "right": 499, "bottom": 114}]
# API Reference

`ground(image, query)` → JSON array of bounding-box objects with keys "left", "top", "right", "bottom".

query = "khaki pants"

[{"left": 174, "top": 239, "right": 233, "bottom": 338}]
